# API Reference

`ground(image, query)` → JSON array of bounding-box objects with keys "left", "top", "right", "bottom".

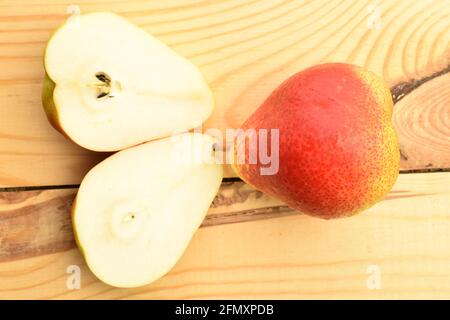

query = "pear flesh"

[
  {"left": 73, "top": 133, "right": 223, "bottom": 287},
  {"left": 43, "top": 12, "right": 214, "bottom": 151}
]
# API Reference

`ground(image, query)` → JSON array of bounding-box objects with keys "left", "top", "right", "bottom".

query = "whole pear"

[{"left": 233, "top": 63, "right": 400, "bottom": 219}]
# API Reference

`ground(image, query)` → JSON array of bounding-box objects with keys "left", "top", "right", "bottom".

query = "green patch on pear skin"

[
  {"left": 41, "top": 20, "right": 73, "bottom": 141},
  {"left": 41, "top": 73, "right": 71, "bottom": 140},
  {"left": 42, "top": 32, "right": 77, "bottom": 142},
  {"left": 42, "top": 73, "right": 58, "bottom": 128}
]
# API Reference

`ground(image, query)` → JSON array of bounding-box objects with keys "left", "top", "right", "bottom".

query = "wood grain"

[
  {"left": 0, "top": 0, "right": 449, "bottom": 186},
  {"left": 0, "top": 189, "right": 75, "bottom": 262},
  {"left": 394, "top": 72, "right": 450, "bottom": 170},
  {"left": 0, "top": 172, "right": 449, "bottom": 299}
]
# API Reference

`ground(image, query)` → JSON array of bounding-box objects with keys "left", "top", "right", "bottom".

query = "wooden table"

[{"left": 0, "top": 0, "right": 449, "bottom": 299}]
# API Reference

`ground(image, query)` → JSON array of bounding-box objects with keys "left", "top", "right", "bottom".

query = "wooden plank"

[
  {"left": 0, "top": 172, "right": 449, "bottom": 299},
  {"left": 0, "top": 181, "right": 293, "bottom": 263},
  {"left": 0, "top": 0, "right": 449, "bottom": 186}
]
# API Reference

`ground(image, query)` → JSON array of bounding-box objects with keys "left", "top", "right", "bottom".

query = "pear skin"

[
  {"left": 233, "top": 63, "right": 400, "bottom": 219},
  {"left": 42, "top": 72, "right": 71, "bottom": 140}
]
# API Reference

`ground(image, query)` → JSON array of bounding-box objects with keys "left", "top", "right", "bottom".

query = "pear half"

[
  {"left": 43, "top": 12, "right": 214, "bottom": 151},
  {"left": 73, "top": 133, "right": 223, "bottom": 287}
]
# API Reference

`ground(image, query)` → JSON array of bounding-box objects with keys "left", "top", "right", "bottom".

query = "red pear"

[{"left": 233, "top": 63, "right": 400, "bottom": 219}]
